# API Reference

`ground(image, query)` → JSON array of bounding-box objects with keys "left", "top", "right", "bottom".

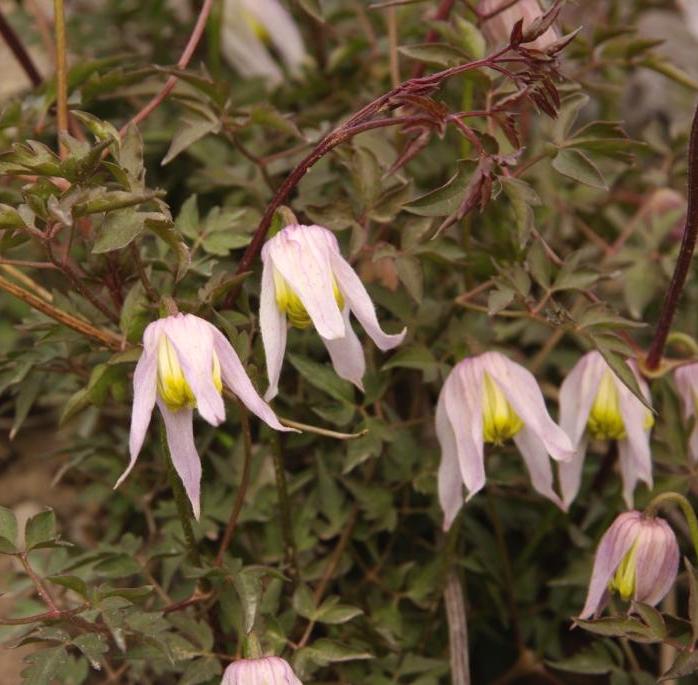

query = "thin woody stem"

[
  {"left": 444, "top": 570, "right": 471, "bottom": 685},
  {"left": 0, "top": 273, "right": 124, "bottom": 349},
  {"left": 19, "top": 553, "right": 59, "bottom": 613},
  {"left": 120, "top": 0, "right": 214, "bottom": 135},
  {"left": 644, "top": 491, "right": 698, "bottom": 564},
  {"left": 224, "top": 44, "right": 518, "bottom": 308},
  {"left": 0, "top": 7, "right": 42, "bottom": 86},
  {"left": 53, "top": 0, "right": 69, "bottom": 158},
  {"left": 646, "top": 102, "right": 698, "bottom": 370},
  {"left": 271, "top": 433, "right": 299, "bottom": 579},
  {"left": 214, "top": 402, "right": 253, "bottom": 567}
]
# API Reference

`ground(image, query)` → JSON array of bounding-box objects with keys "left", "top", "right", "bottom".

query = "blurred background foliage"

[{"left": 1, "top": 0, "right": 698, "bottom": 683}]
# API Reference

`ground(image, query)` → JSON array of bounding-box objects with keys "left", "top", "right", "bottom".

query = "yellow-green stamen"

[
  {"left": 273, "top": 269, "right": 345, "bottom": 330},
  {"left": 587, "top": 371, "right": 654, "bottom": 440},
  {"left": 482, "top": 372, "right": 524, "bottom": 445},
  {"left": 609, "top": 541, "right": 639, "bottom": 601},
  {"left": 156, "top": 336, "right": 222, "bottom": 412}
]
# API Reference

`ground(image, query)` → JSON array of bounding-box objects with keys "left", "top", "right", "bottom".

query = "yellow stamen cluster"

[
  {"left": 482, "top": 372, "right": 524, "bottom": 445},
  {"left": 156, "top": 336, "right": 222, "bottom": 412},
  {"left": 242, "top": 9, "right": 270, "bottom": 42},
  {"left": 587, "top": 371, "right": 654, "bottom": 440},
  {"left": 609, "top": 541, "right": 639, "bottom": 601},
  {"left": 273, "top": 269, "right": 345, "bottom": 330}
]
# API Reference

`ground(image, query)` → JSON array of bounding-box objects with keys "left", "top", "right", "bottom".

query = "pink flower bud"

[
  {"left": 478, "top": 0, "right": 559, "bottom": 50},
  {"left": 222, "top": 656, "right": 303, "bottom": 685},
  {"left": 579, "top": 511, "right": 679, "bottom": 619}
]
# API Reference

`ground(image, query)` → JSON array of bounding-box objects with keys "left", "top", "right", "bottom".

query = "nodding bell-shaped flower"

[
  {"left": 116, "top": 313, "right": 290, "bottom": 519},
  {"left": 260, "top": 224, "right": 406, "bottom": 400},
  {"left": 222, "top": 0, "right": 307, "bottom": 88},
  {"left": 477, "top": 0, "right": 559, "bottom": 50},
  {"left": 579, "top": 510, "right": 679, "bottom": 619},
  {"left": 558, "top": 351, "right": 654, "bottom": 510},
  {"left": 674, "top": 363, "right": 698, "bottom": 462},
  {"left": 436, "top": 351, "right": 575, "bottom": 530},
  {"left": 221, "top": 656, "right": 303, "bottom": 685}
]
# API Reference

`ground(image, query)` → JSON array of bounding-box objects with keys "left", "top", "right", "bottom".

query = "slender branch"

[
  {"left": 278, "top": 416, "right": 368, "bottom": 440},
  {"left": 53, "top": 0, "right": 69, "bottom": 158},
  {"left": 0, "top": 6, "right": 42, "bottom": 86},
  {"left": 223, "top": 46, "right": 515, "bottom": 308},
  {"left": 119, "top": 0, "right": 214, "bottom": 135},
  {"left": 298, "top": 507, "right": 359, "bottom": 647},
  {"left": 444, "top": 570, "right": 471, "bottom": 685},
  {"left": 46, "top": 242, "right": 121, "bottom": 324},
  {"left": 19, "top": 553, "right": 59, "bottom": 613},
  {"left": 130, "top": 243, "right": 159, "bottom": 303},
  {"left": 0, "top": 604, "right": 88, "bottom": 625},
  {"left": 1, "top": 263, "right": 54, "bottom": 300},
  {"left": 270, "top": 433, "right": 299, "bottom": 579},
  {"left": 214, "top": 403, "right": 253, "bottom": 567},
  {"left": 0, "top": 273, "right": 124, "bottom": 349},
  {"left": 646, "top": 102, "right": 698, "bottom": 370},
  {"left": 486, "top": 490, "right": 523, "bottom": 652}
]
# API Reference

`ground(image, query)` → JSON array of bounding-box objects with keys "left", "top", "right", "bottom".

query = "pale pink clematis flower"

[
  {"left": 558, "top": 351, "right": 654, "bottom": 510},
  {"left": 222, "top": 0, "right": 307, "bottom": 88},
  {"left": 260, "top": 224, "right": 406, "bottom": 400},
  {"left": 579, "top": 510, "right": 679, "bottom": 619},
  {"left": 221, "top": 656, "right": 303, "bottom": 684},
  {"left": 674, "top": 363, "right": 698, "bottom": 462},
  {"left": 116, "top": 313, "right": 290, "bottom": 518},
  {"left": 478, "top": 0, "right": 559, "bottom": 50},
  {"left": 436, "top": 351, "right": 575, "bottom": 530}
]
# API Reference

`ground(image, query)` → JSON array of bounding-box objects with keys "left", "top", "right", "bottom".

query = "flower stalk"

[
  {"left": 644, "top": 491, "right": 698, "bottom": 564},
  {"left": 645, "top": 101, "right": 698, "bottom": 370},
  {"left": 53, "top": 0, "right": 69, "bottom": 158}
]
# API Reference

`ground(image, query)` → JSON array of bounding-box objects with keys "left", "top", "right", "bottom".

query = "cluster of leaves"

[{"left": 1, "top": 0, "right": 698, "bottom": 683}]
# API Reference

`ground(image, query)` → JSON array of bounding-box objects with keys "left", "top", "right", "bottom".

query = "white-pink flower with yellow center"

[
  {"left": 579, "top": 510, "right": 679, "bottom": 619},
  {"left": 436, "top": 351, "right": 575, "bottom": 530},
  {"left": 478, "top": 0, "right": 559, "bottom": 50},
  {"left": 116, "top": 313, "right": 291, "bottom": 518},
  {"left": 221, "top": 656, "right": 302, "bottom": 685},
  {"left": 222, "top": 0, "right": 307, "bottom": 88},
  {"left": 558, "top": 351, "right": 654, "bottom": 509},
  {"left": 260, "top": 224, "right": 406, "bottom": 400},
  {"left": 674, "top": 362, "right": 698, "bottom": 462}
]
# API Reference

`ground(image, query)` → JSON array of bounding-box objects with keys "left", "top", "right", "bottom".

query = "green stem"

[
  {"left": 159, "top": 419, "right": 201, "bottom": 566},
  {"left": 271, "top": 433, "right": 299, "bottom": 580},
  {"left": 644, "top": 491, "right": 698, "bottom": 563},
  {"left": 243, "top": 630, "right": 262, "bottom": 657}
]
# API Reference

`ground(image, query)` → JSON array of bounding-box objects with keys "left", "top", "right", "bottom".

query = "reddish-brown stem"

[
  {"left": 19, "top": 553, "right": 59, "bottom": 613},
  {"left": 224, "top": 47, "right": 513, "bottom": 308},
  {"left": 411, "top": 0, "right": 457, "bottom": 79},
  {"left": 119, "top": 0, "right": 214, "bottom": 135},
  {"left": 214, "top": 401, "right": 253, "bottom": 567},
  {"left": 646, "top": 102, "right": 698, "bottom": 370},
  {"left": 0, "top": 7, "right": 42, "bottom": 86}
]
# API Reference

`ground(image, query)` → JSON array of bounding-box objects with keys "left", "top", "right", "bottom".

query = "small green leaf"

[
  {"left": 0, "top": 506, "right": 18, "bottom": 547},
  {"left": 500, "top": 176, "right": 540, "bottom": 246},
  {"left": 21, "top": 646, "right": 69, "bottom": 685},
  {"left": 404, "top": 161, "right": 475, "bottom": 217},
  {"left": 72, "top": 633, "right": 108, "bottom": 670},
  {"left": 0, "top": 203, "right": 27, "bottom": 229},
  {"left": 92, "top": 208, "right": 147, "bottom": 253},
  {"left": 25, "top": 509, "right": 57, "bottom": 551},
  {"left": 552, "top": 148, "right": 608, "bottom": 190},
  {"left": 399, "top": 43, "right": 468, "bottom": 68},
  {"left": 288, "top": 354, "right": 355, "bottom": 404},
  {"left": 161, "top": 116, "right": 220, "bottom": 165}
]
